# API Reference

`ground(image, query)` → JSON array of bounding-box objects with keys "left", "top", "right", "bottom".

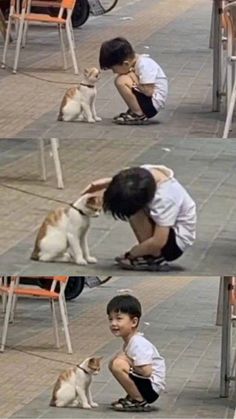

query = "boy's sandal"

[
  {"left": 115, "top": 254, "right": 157, "bottom": 264},
  {"left": 117, "top": 256, "right": 171, "bottom": 272},
  {"left": 112, "top": 398, "right": 152, "bottom": 412},
  {"left": 114, "top": 111, "right": 149, "bottom": 125},
  {"left": 113, "top": 109, "right": 131, "bottom": 121},
  {"left": 111, "top": 395, "right": 131, "bottom": 407}
]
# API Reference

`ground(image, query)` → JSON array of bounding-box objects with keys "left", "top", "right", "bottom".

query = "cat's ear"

[
  {"left": 89, "top": 356, "right": 102, "bottom": 363},
  {"left": 87, "top": 196, "right": 103, "bottom": 206},
  {"left": 84, "top": 68, "right": 90, "bottom": 76},
  {"left": 87, "top": 196, "right": 97, "bottom": 205}
]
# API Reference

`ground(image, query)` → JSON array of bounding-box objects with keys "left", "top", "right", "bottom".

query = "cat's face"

[
  {"left": 87, "top": 357, "right": 102, "bottom": 375},
  {"left": 85, "top": 195, "right": 103, "bottom": 217},
  {"left": 84, "top": 67, "right": 101, "bottom": 84}
]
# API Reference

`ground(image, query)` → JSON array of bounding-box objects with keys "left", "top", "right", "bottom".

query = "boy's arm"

[
  {"left": 133, "top": 364, "right": 153, "bottom": 377},
  {"left": 127, "top": 225, "right": 170, "bottom": 259},
  {"left": 81, "top": 178, "right": 112, "bottom": 195},
  {"left": 133, "top": 83, "right": 155, "bottom": 97},
  {"left": 81, "top": 167, "right": 131, "bottom": 196}
]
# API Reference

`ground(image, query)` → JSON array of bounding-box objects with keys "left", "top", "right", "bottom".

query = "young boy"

[
  {"left": 99, "top": 37, "right": 168, "bottom": 125},
  {"left": 107, "top": 294, "right": 166, "bottom": 412},
  {"left": 82, "top": 164, "right": 197, "bottom": 271}
]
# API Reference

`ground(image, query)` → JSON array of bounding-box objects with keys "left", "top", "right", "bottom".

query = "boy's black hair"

[
  {"left": 99, "top": 37, "right": 135, "bottom": 69},
  {"left": 106, "top": 294, "right": 142, "bottom": 320},
  {"left": 103, "top": 167, "right": 156, "bottom": 220}
]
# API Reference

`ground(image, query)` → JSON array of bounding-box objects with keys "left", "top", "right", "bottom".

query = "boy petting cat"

[
  {"left": 99, "top": 37, "right": 168, "bottom": 125},
  {"left": 82, "top": 164, "right": 197, "bottom": 271},
  {"left": 107, "top": 294, "right": 165, "bottom": 412}
]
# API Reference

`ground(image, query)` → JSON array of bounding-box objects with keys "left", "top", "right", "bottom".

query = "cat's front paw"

[
  {"left": 88, "top": 118, "right": 95, "bottom": 123},
  {"left": 95, "top": 116, "right": 102, "bottom": 122},
  {"left": 90, "top": 402, "right": 99, "bottom": 408},
  {"left": 75, "top": 258, "right": 87, "bottom": 266},
  {"left": 86, "top": 256, "right": 97, "bottom": 264},
  {"left": 82, "top": 404, "right": 91, "bottom": 409}
]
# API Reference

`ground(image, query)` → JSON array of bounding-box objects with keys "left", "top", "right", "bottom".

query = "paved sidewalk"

[
  {"left": 0, "top": 0, "right": 235, "bottom": 275},
  {"left": 0, "top": 277, "right": 234, "bottom": 418},
  {"left": 1, "top": 137, "right": 236, "bottom": 275}
]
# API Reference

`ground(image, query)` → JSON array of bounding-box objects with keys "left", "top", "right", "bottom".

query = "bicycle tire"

[
  {"left": 98, "top": 0, "right": 118, "bottom": 13},
  {"left": 71, "top": 0, "right": 90, "bottom": 28}
]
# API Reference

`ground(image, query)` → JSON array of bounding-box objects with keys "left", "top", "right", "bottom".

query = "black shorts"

[
  {"left": 129, "top": 370, "right": 159, "bottom": 404},
  {"left": 132, "top": 87, "right": 158, "bottom": 118},
  {"left": 161, "top": 227, "right": 183, "bottom": 262}
]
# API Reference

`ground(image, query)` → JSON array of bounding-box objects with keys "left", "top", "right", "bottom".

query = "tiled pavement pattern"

[
  {"left": 1, "top": 137, "right": 236, "bottom": 275},
  {"left": 0, "top": 0, "right": 234, "bottom": 274},
  {"left": 0, "top": 277, "right": 233, "bottom": 418}
]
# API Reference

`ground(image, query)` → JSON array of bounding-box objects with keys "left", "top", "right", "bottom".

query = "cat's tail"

[
  {"left": 49, "top": 398, "right": 56, "bottom": 407},
  {"left": 30, "top": 247, "right": 39, "bottom": 261},
  {"left": 57, "top": 112, "right": 63, "bottom": 121}
]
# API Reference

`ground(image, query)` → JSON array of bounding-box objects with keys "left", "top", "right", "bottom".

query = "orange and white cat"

[
  {"left": 31, "top": 194, "right": 102, "bottom": 265},
  {"left": 50, "top": 357, "right": 102, "bottom": 408},
  {"left": 58, "top": 67, "right": 102, "bottom": 123}
]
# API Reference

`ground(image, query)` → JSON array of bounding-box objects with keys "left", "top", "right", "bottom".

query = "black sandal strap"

[{"left": 112, "top": 398, "right": 151, "bottom": 412}]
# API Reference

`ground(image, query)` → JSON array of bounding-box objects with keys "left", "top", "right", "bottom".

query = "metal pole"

[
  {"left": 212, "top": 0, "right": 223, "bottom": 111},
  {"left": 220, "top": 276, "right": 232, "bottom": 397}
]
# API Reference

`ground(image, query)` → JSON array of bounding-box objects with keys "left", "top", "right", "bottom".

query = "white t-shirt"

[
  {"left": 134, "top": 54, "right": 168, "bottom": 111},
  {"left": 124, "top": 333, "right": 166, "bottom": 394},
  {"left": 142, "top": 164, "right": 197, "bottom": 251}
]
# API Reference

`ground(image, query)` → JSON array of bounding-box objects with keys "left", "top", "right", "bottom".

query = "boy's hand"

[
  {"left": 136, "top": 83, "right": 155, "bottom": 97},
  {"left": 81, "top": 178, "right": 111, "bottom": 196},
  {"left": 133, "top": 364, "right": 153, "bottom": 377},
  {"left": 127, "top": 226, "right": 170, "bottom": 258}
]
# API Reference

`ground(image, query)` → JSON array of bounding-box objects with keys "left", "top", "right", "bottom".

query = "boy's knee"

[
  {"left": 114, "top": 74, "right": 131, "bottom": 88},
  {"left": 109, "top": 356, "right": 130, "bottom": 373},
  {"left": 108, "top": 358, "right": 114, "bottom": 371},
  {"left": 114, "top": 74, "right": 124, "bottom": 87}
]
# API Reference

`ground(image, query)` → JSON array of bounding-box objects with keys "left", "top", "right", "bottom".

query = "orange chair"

[
  {"left": 0, "top": 276, "right": 73, "bottom": 353},
  {"left": 1, "top": 0, "right": 79, "bottom": 74}
]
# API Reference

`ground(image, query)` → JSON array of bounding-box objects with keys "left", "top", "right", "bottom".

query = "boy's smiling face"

[{"left": 108, "top": 310, "right": 139, "bottom": 339}]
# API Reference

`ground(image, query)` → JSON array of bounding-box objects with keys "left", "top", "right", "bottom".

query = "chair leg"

[
  {"left": 226, "top": 60, "right": 232, "bottom": 113},
  {"left": 0, "top": 281, "right": 15, "bottom": 352},
  {"left": 13, "top": 17, "right": 25, "bottom": 73},
  {"left": 65, "top": 21, "right": 78, "bottom": 75},
  {"left": 50, "top": 299, "right": 60, "bottom": 348},
  {"left": 58, "top": 295, "right": 72, "bottom": 354},
  {"left": 58, "top": 24, "right": 67, "bottom": 70},
  {"left": 69, "top": 20, "right": 75, "bottom": 47},
  {"left": 22, "top": 22, "right": 29, "bottom": 48},
  {"left": 1, "top": 17, "right": 13, "bottom": 68},
  {"left": 62, "top": 294, "right": 68, "bottom": 324},
  {"left": 9, "top": 277, "right": 19, "bottom": 322},
  {"left": 50, "top": 138, "right": 64, "bottom": 189},
  {"left": 39, "top": 138, "right": 47, "bottom": 181},
  {"left": 10, "top": 294, "right": 17, "bottom": 323},
  {"left": 1, "top": 277, "right": 7, "bottom": 313},
  {"left": 223, "top": 77, "right": 236, "bottom": 138}
]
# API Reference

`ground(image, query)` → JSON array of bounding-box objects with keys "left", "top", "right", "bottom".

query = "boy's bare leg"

[
  {"left": 115, "top": 72, "right": 143, "bottom": 115},
  {"left": 129, "top": 210, "right": 155, "bottom": 243},
  {"left": 109, "top": 355, "right": 143, "bottom": 401},
  {"left": 127, "top": 210, "right": 162, "bottom": 258}
]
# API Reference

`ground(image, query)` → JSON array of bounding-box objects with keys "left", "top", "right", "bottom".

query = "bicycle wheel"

[
  {"left": 71, "top": 0, "right": 90, "bottom": 27},
  {"left": 98, "top": 0, "right": 118, "bottom": 13}
]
